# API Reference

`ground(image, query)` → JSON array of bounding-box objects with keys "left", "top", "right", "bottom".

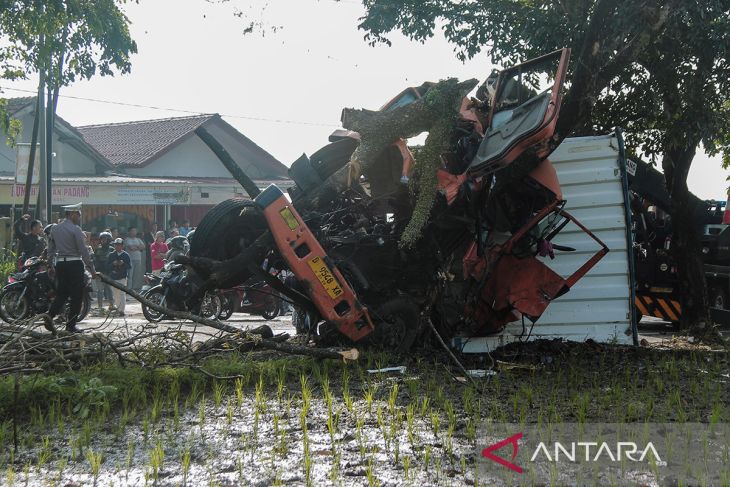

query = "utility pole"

[
  {"left": 37, "top": 83, "right": 47, "bottom": 223},
  {"left": 45, "top": 87, "right": 54, "bottom": 221}
]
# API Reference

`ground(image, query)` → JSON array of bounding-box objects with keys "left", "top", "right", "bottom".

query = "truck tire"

[
  {"left": 710, "top": 287, "right": 727, "bottom": 309},
  {"left": 190, "top": 198, "right": 267, "bottom": 262}
]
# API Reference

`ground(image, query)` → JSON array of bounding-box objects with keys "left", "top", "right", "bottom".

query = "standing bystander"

[
  {"left": 108, "top": 238, "right": 131, "bottom": 316},
  {"left": 124, "top": 227, "right": 145, "bottom": 291},
  {"left": 149, "top": 231, "right": 169, "bottom": 275},
  {"left": 93, "top": 232, "right": 114, "bottom": 309},
  {"left": 13, "top": 214, "right": 45, "bottom": 266}
]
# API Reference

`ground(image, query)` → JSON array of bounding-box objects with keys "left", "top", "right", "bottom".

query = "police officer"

[{"left": 46, "top": 203, "right": 97, "bottom": 333}]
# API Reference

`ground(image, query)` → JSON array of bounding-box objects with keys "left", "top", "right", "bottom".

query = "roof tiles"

[{"left": 76, "top": 114, "right": 215, "bottom": 167}]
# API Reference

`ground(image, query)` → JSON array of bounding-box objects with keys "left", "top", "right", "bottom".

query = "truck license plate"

[{"left": 307, "top": 256, "right": 343, "bottom": 299}]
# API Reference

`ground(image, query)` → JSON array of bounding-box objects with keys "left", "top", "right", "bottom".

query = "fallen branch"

[{"left": 98, "top": 273, "right": 359, "bottom": 362}]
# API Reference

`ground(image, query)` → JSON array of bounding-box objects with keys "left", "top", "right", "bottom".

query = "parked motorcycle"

[
  {"left": 0, "top": 256, "right": 91, "bottom": 323},
  {"left": 217, "top": 280, "right": 281, "bottom": 320},
  {"left": 141, "top": 272, "right": 161, "bottom": 295},
  {"left": 141, "top": 263, "right": 221, "bottom": 322}
]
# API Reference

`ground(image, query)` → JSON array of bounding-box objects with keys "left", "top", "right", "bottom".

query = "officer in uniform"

[{"left": 46, "top": 203, "right": 97, "bottom": 333}]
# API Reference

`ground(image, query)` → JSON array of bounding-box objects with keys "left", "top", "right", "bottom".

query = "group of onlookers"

[{"left": 12, "top": 215, "right": 194, "bottom": 316}]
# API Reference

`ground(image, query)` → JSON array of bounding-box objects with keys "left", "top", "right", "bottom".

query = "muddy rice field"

[{"left": 1, "top": 338, "right": 729, "bottom": 486}]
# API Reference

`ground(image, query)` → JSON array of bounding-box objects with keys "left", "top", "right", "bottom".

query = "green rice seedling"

[
  {"left": 36, "top": 436, "right": 52, "bottom": 473},
  {"left": 56, "top": 456, "right": 67, "bottom": 483},
  {"left": 56, "top": 409, "right": 66, "bottom": 436},
  {"left": 402, "top": 455, "right": 411, "bottom": 481},
  {"left": 710, "top": 402, "right": 724, "bottom": 424},
  {"left": 465, "top": 416, "right": 476, "bottom": 442},
  {"left": 0, "top": 421, "right": 8, "bottom": 454},
  {"left": 234, "top": 378, "right": 244, "bottom": 408},
  {"left": 198, "top": 398, "right": 206, "bottom": 426},
  {"left": 423, "top": 445, "right": 432, "bottom": 471},
  {"left": 276, "top": 366, "right": 286, "bottom": 404},
  {"left": 430, "top": 410, "right": 441, "bottom": 437},
  {"left": 142, "top": 414, "right": 150, "bottom": 441},
  {"left": 364, "top": 389, "right": 374, "bottom": 416},
  {"left": 68, "top": 435, "right": 80, "bottom": 461},
  {"left": 253, "top": 405, "right": 261, "bottom": 444},
  {"left": 303, "top": 435, "right": 312, "bottom": 487},
  {"left": 299, "top": 407, "right": 308, "bottom": 435},
  {"left": 376, "top": 405, "right": 388, "bottom": 448},
  {"left": 172, "top": 399, "right": 180, "bottom": 431},
  {"left": 151, "top": 393, "right": 163, "bottom": 424},
  {"left": 125, "top": 440, "right": 135, "bottom": 479},
  {"left": 226, "top": 398, "right": 234, "bottom": 426},
  {"left": 84, "top": 448, "right": 103, "bottom": 487},
  {"left": 185, "top": 382, "right": 202, "bottom": 410},
  {"left": 5, "top": 464, "right": 14, "bottom": 486},
  {"left": 406, "top": 404, "right": 416, "bottom": 447},
  {"left": 574, "top": 393, "right": 589, "bottom": 424},
  {"left": 149, "top": 441, "right": 164, "bottom": 484},
  {"left": 366, "top": 458, "right": 379, "bottom": 487},
  {"left": 213, "top": 381, "right": 225, "bottom": 409},
  {"left": 31, "top": 404, "right": 45, "bottom": 428},
  {"left": 406, "top": 377, "right": 419, "bottom": 399},
  {"left": 420, "top": 396, "right": 430, "bottom": 418},
  {"left": 342, "top": 381, "right": 353, "bottom": 414},
  {"left": 181, "top": 447, "right": 191, "bottom": 486},
  {"left": 388, "top": 383, "right": 399, "bottom": 416},
  {"left": 328, "top": 451, "right": 341, "bottom": 483},
  {"left": 255, "top": 374, "right": 267, "bottom": 415},
  {"left": 355, "top": 410, "right": 366, "bottom": 459},
  {"left": 300, "top": 374, "right": 311, "bottom": 416}
]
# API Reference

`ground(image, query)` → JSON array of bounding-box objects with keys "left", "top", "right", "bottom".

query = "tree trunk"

[
  {"left": 22, "top": 78, "right": 44, "bottom": 215},
  {"left": 663, "top": 147, "right": 721, "bottom": 342}
]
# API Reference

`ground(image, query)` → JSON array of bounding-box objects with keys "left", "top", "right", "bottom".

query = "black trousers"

[{"left": 48, "top": 260, "right": 85, "bottom": 325}]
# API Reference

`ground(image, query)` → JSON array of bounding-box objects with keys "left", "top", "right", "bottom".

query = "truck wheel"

[
  {"left": 190, "top": 199, "right": 267, "bottom": 261},
  {"left": 710, "top": 287, "right": 727, "bottom": 309}
]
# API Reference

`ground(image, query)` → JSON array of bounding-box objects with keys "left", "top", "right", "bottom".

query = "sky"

[{"left": 1, "top": 0, "right": 727, "bottom": 199}]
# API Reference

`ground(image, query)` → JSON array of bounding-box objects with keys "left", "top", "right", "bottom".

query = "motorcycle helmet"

[
  {"left": 168, "top": 235, "right": 188, "bottom": 251},
  {"left": 43, "top": 223, "right": 56, "bottom": 237},
  {"left": 186, "top": 229, "right": 195, "bottom": 245},
  {"left": 99, "top": 231, "right": 112, "bottom": 243}
]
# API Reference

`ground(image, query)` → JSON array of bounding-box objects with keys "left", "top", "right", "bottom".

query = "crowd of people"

[
  {"left": 12, "top": 210, "right": 195, "bottom": 324},
  {"left": 11, "top": 208, "right": 291, "bottom": 332}
]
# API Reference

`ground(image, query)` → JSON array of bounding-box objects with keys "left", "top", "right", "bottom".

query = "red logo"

[{"left": 481, "top": 432, "right": 524, "bottom": 473}]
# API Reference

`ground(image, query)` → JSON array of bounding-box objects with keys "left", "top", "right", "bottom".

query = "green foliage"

[
  {"left": 357, "top": 1, "right": 730, "bottom": 163},
  {"left": 0, "top": 0, "right": 137, "bottom": 88},
  {"left": 0, "top": 249, "right": 17, "bottom": 285},
  {"left": 357, "top": 0, "right": 730, "bottom": 329},
  {"left": 0, "top": 99, "right": 21, "bottom": 146},
  {"left": 0, "top": 354, "right": 317, "bottom": 420}
]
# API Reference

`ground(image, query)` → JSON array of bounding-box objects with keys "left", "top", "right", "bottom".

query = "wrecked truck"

[{"left": 181, "top": 48, "right": 609, "bottom": 350}]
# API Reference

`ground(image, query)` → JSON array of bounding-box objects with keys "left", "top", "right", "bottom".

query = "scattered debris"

[
  {"left": 185, "top": 48, "right": 609, "bottom": 352},
  {"left": 367, "top": 366, "right": 407, "bottom": 374}
]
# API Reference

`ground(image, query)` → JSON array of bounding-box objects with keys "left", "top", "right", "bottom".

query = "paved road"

[
  {"left": 75, "top": 296, "right": 297, "bottom": 338},
  {"left": 74, "top": 297, "right": 725, "bottom": 348}
]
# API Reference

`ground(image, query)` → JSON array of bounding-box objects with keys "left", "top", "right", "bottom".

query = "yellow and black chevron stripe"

[{"left": 635, "top": 295, "right": 681, "bottom": 322}]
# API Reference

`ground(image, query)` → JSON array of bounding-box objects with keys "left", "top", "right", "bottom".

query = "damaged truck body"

[{"left": 182, "top": 48, "right": 616, "bottom": 351}]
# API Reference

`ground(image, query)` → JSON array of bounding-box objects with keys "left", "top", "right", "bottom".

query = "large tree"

[
  {"left": 0, "top": 0, "right": 137, "bottom": 214},
  {"left": 356, "top": 0, "right": 730, "bottom": 339}
]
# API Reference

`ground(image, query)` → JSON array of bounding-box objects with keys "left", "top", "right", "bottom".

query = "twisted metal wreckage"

[{"left": 175, "top": 48, "right": 609, "bottom": 352}]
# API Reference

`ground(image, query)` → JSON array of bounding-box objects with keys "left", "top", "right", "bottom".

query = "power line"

[{"left": 0, "top": 86, "right": 340, "bottom": 127}]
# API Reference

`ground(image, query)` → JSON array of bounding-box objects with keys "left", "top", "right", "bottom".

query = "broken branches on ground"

[{"left": 0, "top": 275, "right": 358, "bottom": 378}]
